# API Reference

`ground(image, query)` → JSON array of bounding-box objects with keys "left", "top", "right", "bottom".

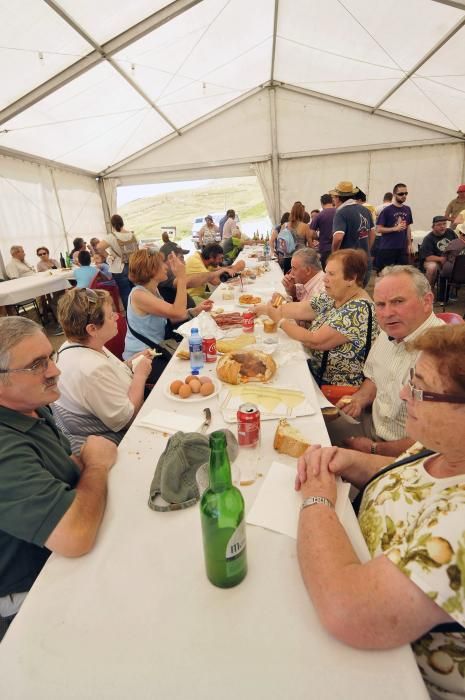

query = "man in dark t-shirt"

[
  {"left": 330, "top": 181, "right": 374, "bottom": 274},
  {"left": 376, "top": 183, "right": 413, "bottom": 270},
  {"left": 419, "top": 215, "right": 457, "bottom": 288},
  {"left": 309, "top": 194, "right": 335, "bottom": 269}
]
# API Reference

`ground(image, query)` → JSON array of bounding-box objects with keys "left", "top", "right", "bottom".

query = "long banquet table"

[
  {"left": 0, "top": 268, "right": 73, "bottom": 306},
  {"left": 0, "top": 251, "right": 428, "bottom": 699}
]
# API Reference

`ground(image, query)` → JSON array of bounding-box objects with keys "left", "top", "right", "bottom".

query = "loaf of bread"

[
  {"left": 216, "top": 350, "right": 276, "bottom": 385},
  {"left": 273, "top": 419, "right": 310, "bottom": 458},
  {"left": 216, "top": 333, "right": 256, "bottom": 354}
]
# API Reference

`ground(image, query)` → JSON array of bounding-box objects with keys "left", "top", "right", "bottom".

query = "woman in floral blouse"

[
  {"left": 296, "top": 324, "right": 465, "bottom": 699},
  {"left": 255, "top": 249, "right": 378, "bottom": 386}
]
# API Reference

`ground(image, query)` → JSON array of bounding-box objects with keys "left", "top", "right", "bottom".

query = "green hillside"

[{"left": 119, "top": 177, "right": 267, "bottom": 240}]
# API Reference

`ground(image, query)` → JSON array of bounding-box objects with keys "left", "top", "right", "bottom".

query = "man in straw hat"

[{"left": 330, "top": 181, "right": 375, "bottom": 285}]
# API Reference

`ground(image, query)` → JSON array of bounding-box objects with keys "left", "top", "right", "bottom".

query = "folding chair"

[{"left": 442, "top": 255, "right": 465, "bottom": 312}]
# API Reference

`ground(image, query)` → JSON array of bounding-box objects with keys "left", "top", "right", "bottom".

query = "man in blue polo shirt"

[{"left": 0, "top": 317, "right": 116, "bottom": 629}]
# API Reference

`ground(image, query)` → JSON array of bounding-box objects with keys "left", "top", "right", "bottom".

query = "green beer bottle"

[{"left": 200, "top": 430, "right": 247, "bottom": 588}]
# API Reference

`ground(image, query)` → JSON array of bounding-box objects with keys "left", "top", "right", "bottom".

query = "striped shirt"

[{"left": 363, "top": 313, "right": 444, "bottom": 441}]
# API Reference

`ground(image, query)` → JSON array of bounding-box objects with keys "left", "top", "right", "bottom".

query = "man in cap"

[
  {"left": 0, "top": 317, "right": 116, "bottom": 627},
  {"left": 330, "top": 181, "right": 375, "bottom": 284},
  {"left": 376, "top": 183, "right": 413, "bottom": 271},
  {"left": 419, "top": 216, "right": 457, "bottom": 294},
  {"left": 445, "top": 184, "right": 465, "bottom": 230}
]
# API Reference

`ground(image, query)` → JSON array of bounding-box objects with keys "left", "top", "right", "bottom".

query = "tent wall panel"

[{"left": 0, "top": 155, "right": 105, "bottom": 275}]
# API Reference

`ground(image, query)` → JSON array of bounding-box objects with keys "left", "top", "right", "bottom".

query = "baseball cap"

[
  {"left": 432, "top": 215, "right": 448, "bottom": 224},
  {"left": 456, "top": 184, "right": 465, "bottom": 193}
]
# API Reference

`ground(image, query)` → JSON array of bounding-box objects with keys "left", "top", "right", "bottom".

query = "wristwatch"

[{"left": 300, "top": 496, "right": 334, "bottom": 511}]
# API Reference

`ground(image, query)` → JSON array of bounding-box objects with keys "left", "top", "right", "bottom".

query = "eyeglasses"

[
  {"left": 406, "top": 367, "right": 465, "bottom": 404},
  {"left": 76, "top": 287, "right": 99, "bottom": 325},
  {"left": 396, "top": 191, "right": 408, "bottom": 196},
  {"left": 38, "top": 252, "right": 48, "bottom": 256},
  {"left": 0, "top": 351, "right": 58, "bottom": 376}
]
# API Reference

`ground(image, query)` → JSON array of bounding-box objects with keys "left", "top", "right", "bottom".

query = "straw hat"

[{"left": 329, "top": 181, "right": 360, "bottom": 197}]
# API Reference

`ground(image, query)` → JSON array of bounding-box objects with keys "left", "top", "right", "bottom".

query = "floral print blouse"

[
  {"left": 307, "top": 292, "right": 378, "bottom": 386},
  {"left": 359, "top": 446, "right": 465, "bottom": 699}
]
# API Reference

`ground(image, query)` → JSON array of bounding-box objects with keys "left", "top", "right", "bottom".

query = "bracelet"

[
  {"left": 370, "top": 442, "right": 377, "bottom": 455},
  {"left": 300, "top": 496, "right": 334, "bottom": 511}
]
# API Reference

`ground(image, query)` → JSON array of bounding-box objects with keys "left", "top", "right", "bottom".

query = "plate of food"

[
  {"left": 216, "top": 350, "right": 276, "bottom": 385},
  {"left": 164, "top": 375, "right": 219, "bottom": 401},
  {"left": 237, "top": 294, "right": 262, "bottom": 307}
]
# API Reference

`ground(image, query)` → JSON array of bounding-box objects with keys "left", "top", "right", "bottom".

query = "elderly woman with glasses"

[
  {"left": 295, "top": 324, "right": 465, "bottom": 699},
  {"left": 36, "top": 247, "right": 59, "bottom": 271},
  {"left": 52, "top": 288, "right": 152, "bottom": 451}
]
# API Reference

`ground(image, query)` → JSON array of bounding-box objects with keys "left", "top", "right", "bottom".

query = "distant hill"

[{"left": 119, "top": 177, "right": 267, "bottom": 240}]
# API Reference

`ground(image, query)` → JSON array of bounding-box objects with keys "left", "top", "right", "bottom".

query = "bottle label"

[{"left": 226, "top": 521, "right": 246, "bottom": 560}]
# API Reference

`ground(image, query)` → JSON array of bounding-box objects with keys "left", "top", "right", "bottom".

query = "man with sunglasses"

[
  {"left": 0, "top": 317, "right": 116, "bottom": 629},
  {"left": 376, "top": 183, "right": 413, "bottom": 271}
]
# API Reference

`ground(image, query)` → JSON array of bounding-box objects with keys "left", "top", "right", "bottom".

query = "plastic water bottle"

[
  {"left": 189, "top": 328, "right": 204, "bottom": 373},
  {"left": 263, "top": 240, "right": 271, "bottom": 270}
]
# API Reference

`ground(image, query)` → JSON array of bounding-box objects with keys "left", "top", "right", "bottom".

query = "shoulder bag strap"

[
  {"left": 126, "top": 319, "right": 173, "bottom": 362},
  {"left": 352, "top": 449, "right": 434, "bottom": 515}
]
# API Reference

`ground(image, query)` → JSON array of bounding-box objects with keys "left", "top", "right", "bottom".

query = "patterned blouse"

[
  {"left": 359, "top": 446, "right": 465, "bottom": 699},
  {"left": 307, "top": 292, "right": 378, "bottom": 386}
]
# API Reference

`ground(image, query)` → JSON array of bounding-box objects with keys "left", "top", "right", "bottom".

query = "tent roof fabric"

[{"left": 0, "top": 0, "right": 464, "bottom": 175}]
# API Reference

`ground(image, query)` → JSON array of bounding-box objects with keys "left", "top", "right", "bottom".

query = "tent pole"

[
  {"left": 269, "top": 87, "right": 281, "bottom": 224},
  {"left": 98, "top": 178, "right": 112, "bottom": 234},
  {"left": 50, "top": 170, "right": 70, "bottom": 254}
]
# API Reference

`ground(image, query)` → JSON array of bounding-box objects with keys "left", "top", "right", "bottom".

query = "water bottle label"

[{"left": 225, "top": 521, "right": 246, "bottom": 560}]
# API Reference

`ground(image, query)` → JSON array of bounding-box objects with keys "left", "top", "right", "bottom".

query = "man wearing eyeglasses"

[
  {"left": 0, "top": 317, "right": 117, "bottom": 628},
  {"left": 327, "top": 266, "right": 443, "bottom": 457},
  {"left": 376, "top": 183, "right": 413, "bottom": 272}
]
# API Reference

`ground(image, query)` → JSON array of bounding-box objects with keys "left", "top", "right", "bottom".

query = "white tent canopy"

[{"left": 1, "top": 0, "right": 465, "bottom": 268}]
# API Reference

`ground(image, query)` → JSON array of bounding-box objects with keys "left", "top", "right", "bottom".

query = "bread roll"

[
  {"left": 216, "top": 350, "right": 276, "bottom": 385},
  {"left": 216, "top": 333, "right": 256, "bottom": 354}
]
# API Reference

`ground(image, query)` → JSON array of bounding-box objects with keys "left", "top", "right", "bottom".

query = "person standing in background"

[
  {"left": 97, "top": 214, "right": 138, "bottom": 310},
  {"left": 376, "top": 183, "right": 413, "bottom": 271},
  {"left": 445, "top": 184, "right": 465, "bottom": 230},
  {"left": 309, "top": 194, "right": 335, "bottom": 269}
]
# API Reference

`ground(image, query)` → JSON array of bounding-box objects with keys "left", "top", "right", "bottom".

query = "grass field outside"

[{"left": 118, "top": 177, "right": 269, "bottom": 242}]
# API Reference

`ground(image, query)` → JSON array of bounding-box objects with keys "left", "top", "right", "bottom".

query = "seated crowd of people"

[{"left": 0, "top": 187, "right": 464, "bottom": 699}]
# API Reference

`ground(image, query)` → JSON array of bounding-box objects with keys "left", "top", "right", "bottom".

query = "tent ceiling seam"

[
  {"left": 372, "top": 14, "right": 465, "bottom": 111},
  {"left": 279, "top": 82, "right": 465, "bottom": 140},
  {"left": 43, "top": 0, "right": 181, "bottom": 135},
  {"left": 0, "top": 0, "right": 202, "bottom": 127}
]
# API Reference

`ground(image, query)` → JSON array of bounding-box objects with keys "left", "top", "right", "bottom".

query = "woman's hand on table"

[
  {"left": 296, "top": 444, "right": 357, "bottom": 492},
  {"left": 295, "top": 445, "right": 337, "bottom": 505}
]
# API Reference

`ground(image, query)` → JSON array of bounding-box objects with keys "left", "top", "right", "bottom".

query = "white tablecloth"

[
  {"left": 0, "top": 252, "right": 428, "bottom": 700},
  {"left": 0, "top": 269, "right": 73, "bottom": 306}
]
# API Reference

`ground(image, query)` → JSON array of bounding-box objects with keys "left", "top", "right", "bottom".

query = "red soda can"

[
  {"left": 242, "top": 311, "right": 255, "bottom": 333},
  {"left": 237, "top": 403, "right": 260, "bottom": 447},
  {"left": 202, "top": 337, "right": 217, "bottom": 363}
]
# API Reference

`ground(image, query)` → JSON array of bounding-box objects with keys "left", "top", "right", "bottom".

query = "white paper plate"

[{"left": 164, "top": 378, "right": 220, "bottom": 402}]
